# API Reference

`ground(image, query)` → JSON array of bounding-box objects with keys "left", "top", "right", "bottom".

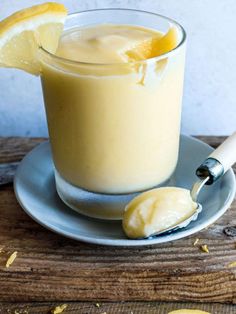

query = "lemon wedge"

[
  {"left": 151, "top": 26, "right": 179, "bottom": 57},
  {"left": 0, "top": 2, "right": 67, "bottom": 75},
  {"left": 126, "top": 26, "right": 178, "bottom": 61}
]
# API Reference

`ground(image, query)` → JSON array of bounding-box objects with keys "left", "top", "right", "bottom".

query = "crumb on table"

[
  {"left": 193, "top": 238, "right": 199, "bottom": 246},
  {"left": 6, "top": 251, "right": 18, "bottom": 268},
  {"left": 227, "top": 261, "right": 236, "bottom": 268},
  {"left": 51, "top": 304, "right": 67, "bottom": 314},
  {"left": 200, "top": 244, "right": 209, "bottom": 253}
]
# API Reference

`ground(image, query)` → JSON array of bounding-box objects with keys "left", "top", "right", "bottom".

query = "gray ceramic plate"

[{"left": 14, "top": 135, "right": 236, "bottom": 246}]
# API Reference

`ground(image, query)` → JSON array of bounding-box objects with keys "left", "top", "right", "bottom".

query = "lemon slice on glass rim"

[{"left": 0, "top": 2, "right": 67, "bottom": 75}]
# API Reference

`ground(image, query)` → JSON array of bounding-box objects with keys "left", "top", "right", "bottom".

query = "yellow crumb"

[
  {"left": 193, "top": 238, "right": 199, "bottom": 246},
  {"left": 168, "top": 310, "right": 210, "bottom": 314},
  {"left": 200, "top": 245, "right": 209, "bottom": 253},
  {"left": 14, "top": 310, "right": 28, "bottom": 314},
  {"left": 51, "top": 304, "right": 67, "bottom": 314},
  {"left": 6, "top": 251, "right": 18, "bottom": 268},
  {"left": 13, "top": 310, "right": 28, "bottom": 314},
  {"left": 227, "top": 261, "right": 236, "bottom": 268},
  {"left": 95, "top": 303, "right": 101, "bottom": 308}
]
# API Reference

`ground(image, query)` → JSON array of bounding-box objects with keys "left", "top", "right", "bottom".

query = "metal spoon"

[{"left": 149, "top": 132, "right": 236, "bottom": 237}]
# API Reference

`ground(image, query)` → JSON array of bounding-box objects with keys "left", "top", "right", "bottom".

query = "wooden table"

[{"left": 0, "top": 136, "right": 236, "bottom": 314}]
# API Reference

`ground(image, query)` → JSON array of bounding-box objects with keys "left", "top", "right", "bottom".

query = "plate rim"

[{"left": 14, "top": 135, "right": 236, "bottom": 247}]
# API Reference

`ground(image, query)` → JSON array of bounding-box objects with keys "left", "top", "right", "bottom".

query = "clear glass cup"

[{"left": 39, "top": 9, "right": 186, "bottom": 219}]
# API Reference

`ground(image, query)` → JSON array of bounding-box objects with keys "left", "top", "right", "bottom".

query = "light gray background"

[{"left": 0, "top": 0, "right": 235, "bottom": 136}]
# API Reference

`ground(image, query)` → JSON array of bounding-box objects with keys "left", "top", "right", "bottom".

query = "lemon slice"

[
  {"left": 151, "top": 26, "right": 179, "bottom": 57},
  {"left": 0, "top": 2, "right": 67, "bottom": 75},
  {"left": 125, "top": 26, "right": 178, "bottom": 61}
]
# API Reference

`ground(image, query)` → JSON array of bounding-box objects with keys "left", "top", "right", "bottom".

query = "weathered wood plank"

[
  {"left": 0, "top": 137, "right": 235, "bottom": 303},
  {"left": 0, "top": 301, "right": 236, "bottom": 314},
  {"left": 0, "top": 137, "right": 46, "bottom": 163}
]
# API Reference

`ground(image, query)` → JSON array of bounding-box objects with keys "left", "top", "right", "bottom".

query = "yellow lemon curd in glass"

[{"left": 40, "top": 23, "right": 185, "bottom": 194}]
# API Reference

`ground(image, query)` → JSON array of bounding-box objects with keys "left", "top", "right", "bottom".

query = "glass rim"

[{"left": 39, "top": 8, "right": 186, "bottom": 67}]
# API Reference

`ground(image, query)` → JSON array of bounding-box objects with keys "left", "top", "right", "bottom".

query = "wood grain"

[
  {"left": 0, "top": 301, "right": 236, "bottom": 314},
  {"left": 0, "top": 137, "right": 46, "bottom": 163},
  {"left": 0, "top": 137, "right": 236, "bottom": 304}
]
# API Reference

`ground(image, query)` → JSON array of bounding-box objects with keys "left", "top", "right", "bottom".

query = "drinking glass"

[{"left": 39, "top": 9, "right": 186, "bottom": 219}]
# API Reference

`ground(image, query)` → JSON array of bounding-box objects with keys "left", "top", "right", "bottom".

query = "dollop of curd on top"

[{"left": 56, "top": 24, "right": 178, "bottom": 63}]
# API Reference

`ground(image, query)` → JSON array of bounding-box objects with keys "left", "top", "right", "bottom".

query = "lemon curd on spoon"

[
  {"left": 123, "top": 187, "right": 197, "bottom": 239},
  {"left": 40, "top": 21, "right": 186, "bottom": 196}
]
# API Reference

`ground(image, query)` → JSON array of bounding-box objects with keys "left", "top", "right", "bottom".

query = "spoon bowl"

[{"left": 145, "top": 203, "right": 203, "bottom": 238}]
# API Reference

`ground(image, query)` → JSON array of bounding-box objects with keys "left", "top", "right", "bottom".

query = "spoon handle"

[
  {"left": 196, "top": 132, "right": 236, "bottom": 185},
  {"left": 209, "top": 132, "right": 236, "bottom": 172}
]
